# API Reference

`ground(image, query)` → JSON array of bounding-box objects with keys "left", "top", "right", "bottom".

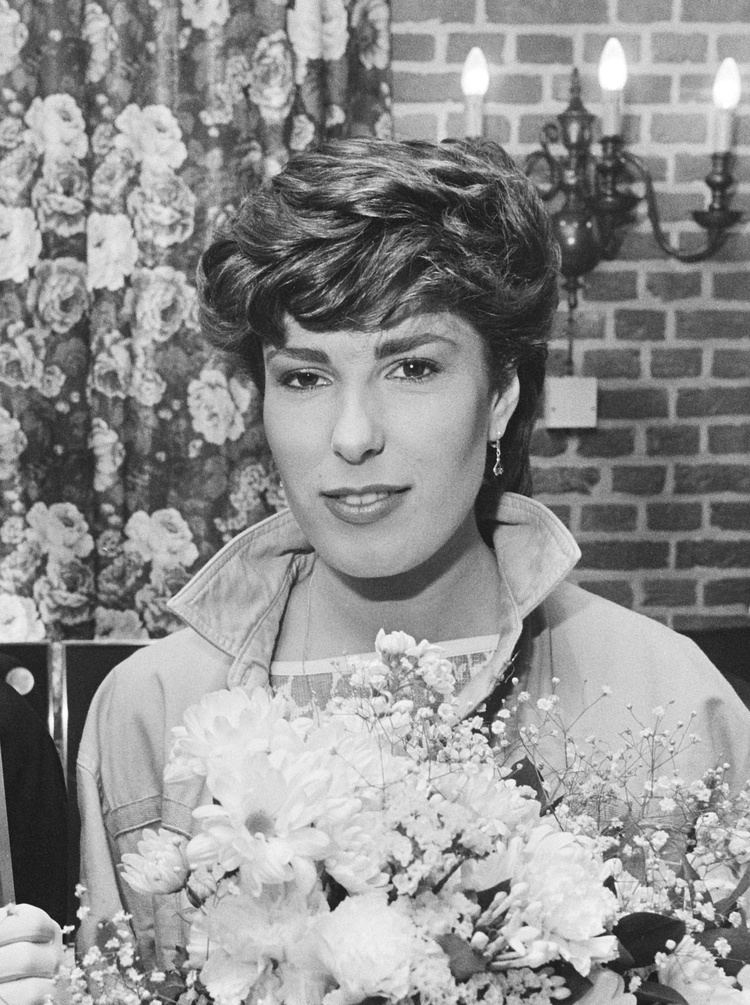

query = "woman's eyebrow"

[
  {"left": 375, "top": 332, "right": 459, "bottom": 359},
  {"left": 264, "top": 346, "right": 331, "bottom": 364},
  {"left": 264, "top": 332, "right": 459, "bottom": 364}
]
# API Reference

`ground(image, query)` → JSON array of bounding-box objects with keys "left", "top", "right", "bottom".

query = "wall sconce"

[{"left": 462, "top": 42, "right": 744, "bottom": 310}]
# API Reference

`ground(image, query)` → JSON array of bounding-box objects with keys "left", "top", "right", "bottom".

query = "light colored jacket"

[{"left": 77, "top": 493, "right": 750, "bottom": 967}]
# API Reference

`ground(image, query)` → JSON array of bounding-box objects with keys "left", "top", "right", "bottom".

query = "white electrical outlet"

[{"left": 543, "top": 376, "right": 598, "bottom": 429}]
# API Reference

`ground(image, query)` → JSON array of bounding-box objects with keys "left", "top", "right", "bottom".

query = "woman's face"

[{"left": 262, "top": 311, "right": 519, "bottom": 580}]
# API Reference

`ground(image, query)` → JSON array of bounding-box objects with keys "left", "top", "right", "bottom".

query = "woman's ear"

[{"left": 488, "top": 373, "right": 520, "bottom": 441}]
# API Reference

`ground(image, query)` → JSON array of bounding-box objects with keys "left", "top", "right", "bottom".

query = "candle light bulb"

[
  {"left": 598, "top": 37, "right": 627, "bottom": 137},
  {"left": 713, "top": 57, "right": 741, "bottom": 110},
  {"left": 461, "top": 47, "right": 489, "bottom": 97},
  {"left": 598, "top": 37, "right": 628, "bottom": 92}
]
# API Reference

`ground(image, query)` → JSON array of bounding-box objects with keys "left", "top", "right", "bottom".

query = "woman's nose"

[{"left": 330, "top": 391, "right": 384, "bottom": 464}]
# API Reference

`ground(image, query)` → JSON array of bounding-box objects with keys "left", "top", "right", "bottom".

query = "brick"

[
  {"left": 516, "top": 34, "right": 573, "bottom": 64},
  {"left": 551, "top": 311, "right": 606, "bottom": 342},
  {"left": 488, "top": 73, "right": 542, "bottom": 104},
  {"left": 599, "top": 388, "right": 669, "bottom": 420},
  {"left": 616, "top": 231, "right": 669, "bottom": 262},
  {"left": 713, "top": 273, "right": 750, "bottom": 300},
  {"left": 580, "top": 504, "right": 638, "bottom": 532},
  {"left": 518, "top": 113, "right": 549, "bottom": 145},
  {"left": 545, "top": 347, "right": 572, "bottom": 378},
  {"left": 673, "top": 613, "right": 748, "bottom": 631},
  {"left": 683, "top": 0, "right": 750, "bottom": 19},
  {"left": 582, "top": 349, "right": 641, "bottom": 379},
  {"left": 445, "top": 32, "right": 505, "bottom": 64},
  {"left": 625, "top": 75, "right": 673, "bottom": 105},
  {"left": 486, "top": 0, "right": 607, "bottom": 23},
  {"left": 678, "top": 74, "right": 713, "bottom": 104},
  {"left": 652, "top": 32, "right": 708, "bottom": 63},
  {"left": 616, "top": 0, "right": 673, "bottom": 21},
  {"left": 704, "top": 578, "right": 750, "bottom": 606},
  {"left": 711, "top": 502, "right": 750, "bottom": 531},
  {"left": 674, "top": 463, "right": 750, "bottom": 494},
  {"left": 647, "top": 502, "right": 702, "bottom": 531},
  {"left": 698, "top": 234, "right": 750, "bottom": 264},
  {"left": 644, "top": 192, "right": 709, "bottom": 224},
  {"left": 530, "top": 428, "right": 568, "bottom": 457},
  {"left": 394, "top": 112, "right": 440, "bottom": 141},
  {"left": 650, "top": 113, "right": 707, "bottom": 145},
  {"left": 651, "top": 349, "right": 703, "bottom": 379},
  {"left": 612, "top": 465, "right": 667, "bottom": 494},
  {"left": 713, "top": 350, "right": 750, "bottom": 379},
  {"left": 677, "top": 540, "right": 750, "bottom": 569},
  {"left": 583, "top": 33, "right": 641, "bottom": 65},
  {"left": 547, "top": 504, "right": 572, "bottom": 527},
  {"left": 643, "top": 579, "right": 697, "bottom": 607},
  {"left": 393, "top": 0, "right": 477, "bottom": 20},
  {"left": 445, "top": 111, "right": 510, "bottom": 143},
  {"left": 576, "top": 428, "right": 635, "bottom": 458},
  {"left": 676, "top": 310, "right": 750, "bottom": 340},
  {"left": 577, "top": 579, "right": 635, "bottom": 606},
  {"left": 646, "top": 271, "right": 701, "bottom": 302},
  {"left": 393, "top": 71, "right": 462, "bottom": 101},
  {"left": 578, "top": 540, "right": 670, "bottom": 570},
  {"left": 676, "top": 387, "right": 750, "bottom": 417},
  {"left": 614, "top": 310, "right": 666, "bottom": 341},
  {"left": 392, "top": 34, "right": 436, "bottom": 62},
  {"left": 582, "top": 271, "right": 638, "bottom": 301},
  {"left": 552, "top": 71, "right": 598, "bottom": 105},
  {"left": 717, "top": 36, "right": 750, "bottom": 61},
  {"left": 533, "top": 466, "right": 601, "bottom": 494},
  {"left": 708, "top": 424, "right": 750, "bottom": 453},
  {"left": 674, "top": 153, "right": 714, "bottom": 184},
  {"left": 646, "top": 425, "right": 701, "bottom": 456}
]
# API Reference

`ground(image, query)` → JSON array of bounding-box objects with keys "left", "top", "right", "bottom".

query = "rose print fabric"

[{"left": 0, "top": 0, "right": 393, "bottom": 640}]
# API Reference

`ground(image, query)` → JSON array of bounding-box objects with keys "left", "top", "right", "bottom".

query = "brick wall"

[{"left": 391, "top": 0, "right": 750, "bottom": 629}]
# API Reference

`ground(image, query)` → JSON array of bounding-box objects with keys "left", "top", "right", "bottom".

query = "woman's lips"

[{"left": 321, "top": 487, "right": 409, "bottom": 525}]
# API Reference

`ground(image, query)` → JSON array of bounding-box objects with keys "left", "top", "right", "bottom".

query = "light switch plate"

[{"left": 543, "top": 376, "right": 598, "bottom": 429}]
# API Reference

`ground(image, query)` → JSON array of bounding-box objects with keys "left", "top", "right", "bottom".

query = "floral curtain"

[{"left": 0, "top": 0, "right": 392, "bottom": 641}]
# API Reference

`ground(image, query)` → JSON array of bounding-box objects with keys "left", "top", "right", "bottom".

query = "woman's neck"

[{"left": 293, "top": 519, "right": 504, "bottom": 660}]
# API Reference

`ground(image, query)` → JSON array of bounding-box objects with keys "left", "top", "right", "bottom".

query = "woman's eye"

[
  {"left": 391, "top": 359, "right": 438, "bottom": 382},
  {"left": 281, "top": 370, "right": 326, "bottom": 390}
]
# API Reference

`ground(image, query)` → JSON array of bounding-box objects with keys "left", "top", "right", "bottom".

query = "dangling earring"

[{"left": 492, "top": 437, "right": 503, "bottom": 478}]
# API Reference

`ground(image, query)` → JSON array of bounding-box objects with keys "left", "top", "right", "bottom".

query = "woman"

[{"left": 6, "top": 138, "right": 750, "bottom": 985}]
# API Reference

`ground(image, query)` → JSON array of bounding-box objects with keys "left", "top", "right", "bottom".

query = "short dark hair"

[{"left": 198, "top": 138, "right": 560, "bottom": 504}]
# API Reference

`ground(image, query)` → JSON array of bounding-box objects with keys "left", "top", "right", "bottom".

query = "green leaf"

[
  {"left": 612, "top": 912, "right": 686, "bottom": 968},
  {"left": 435, "top": 934, "right": 486, "bottom": 980},
  {"left": 635, "top": 981, "right": 690, "bottom": 1004},
  {"left": 506, "top": 755, "right": 547, "bottom": 805},
  {"left": 715, "top": 865, "right": 750, "bottom": 918},
  {"left": 693, "top": 927, "right": 750, "bottom": 977}
]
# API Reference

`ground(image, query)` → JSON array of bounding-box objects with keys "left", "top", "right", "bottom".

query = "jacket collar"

[{"left": 169, "top": 492, "right": 580, "bottom": 689}]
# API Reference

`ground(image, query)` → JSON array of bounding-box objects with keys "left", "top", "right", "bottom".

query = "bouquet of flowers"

[{"left": 62, "top": 631, "right": 750, "bottom": 1005}]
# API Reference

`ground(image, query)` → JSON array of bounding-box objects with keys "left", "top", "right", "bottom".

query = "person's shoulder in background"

[{"left": 0, "top": 657, "right": 67, "bottom": 927}]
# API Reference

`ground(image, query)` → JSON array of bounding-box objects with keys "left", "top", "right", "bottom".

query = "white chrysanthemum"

[
  {"left": 494, "top": 824, "right": 618, "bottom": 976},
  {"left": 189, "top": 747, "right": 333, "bottom": 894},
  {"left": 311, "top": 892, "right": 422, "bottom": 1005},
  {"left": 165, "top": 686, "right": 302, "bottom": 784},
  {"left": 86, "top": 212, "right": 138, "bottom": 291},
  {"left": 120, "top": 827, "right": 189, "bottom": 895},
  {"left": 0, "top": 206, "right": 41, "bottom": 283},
  {"left": 657, "top": 936, "right": 750, "bottom": 1004}
]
